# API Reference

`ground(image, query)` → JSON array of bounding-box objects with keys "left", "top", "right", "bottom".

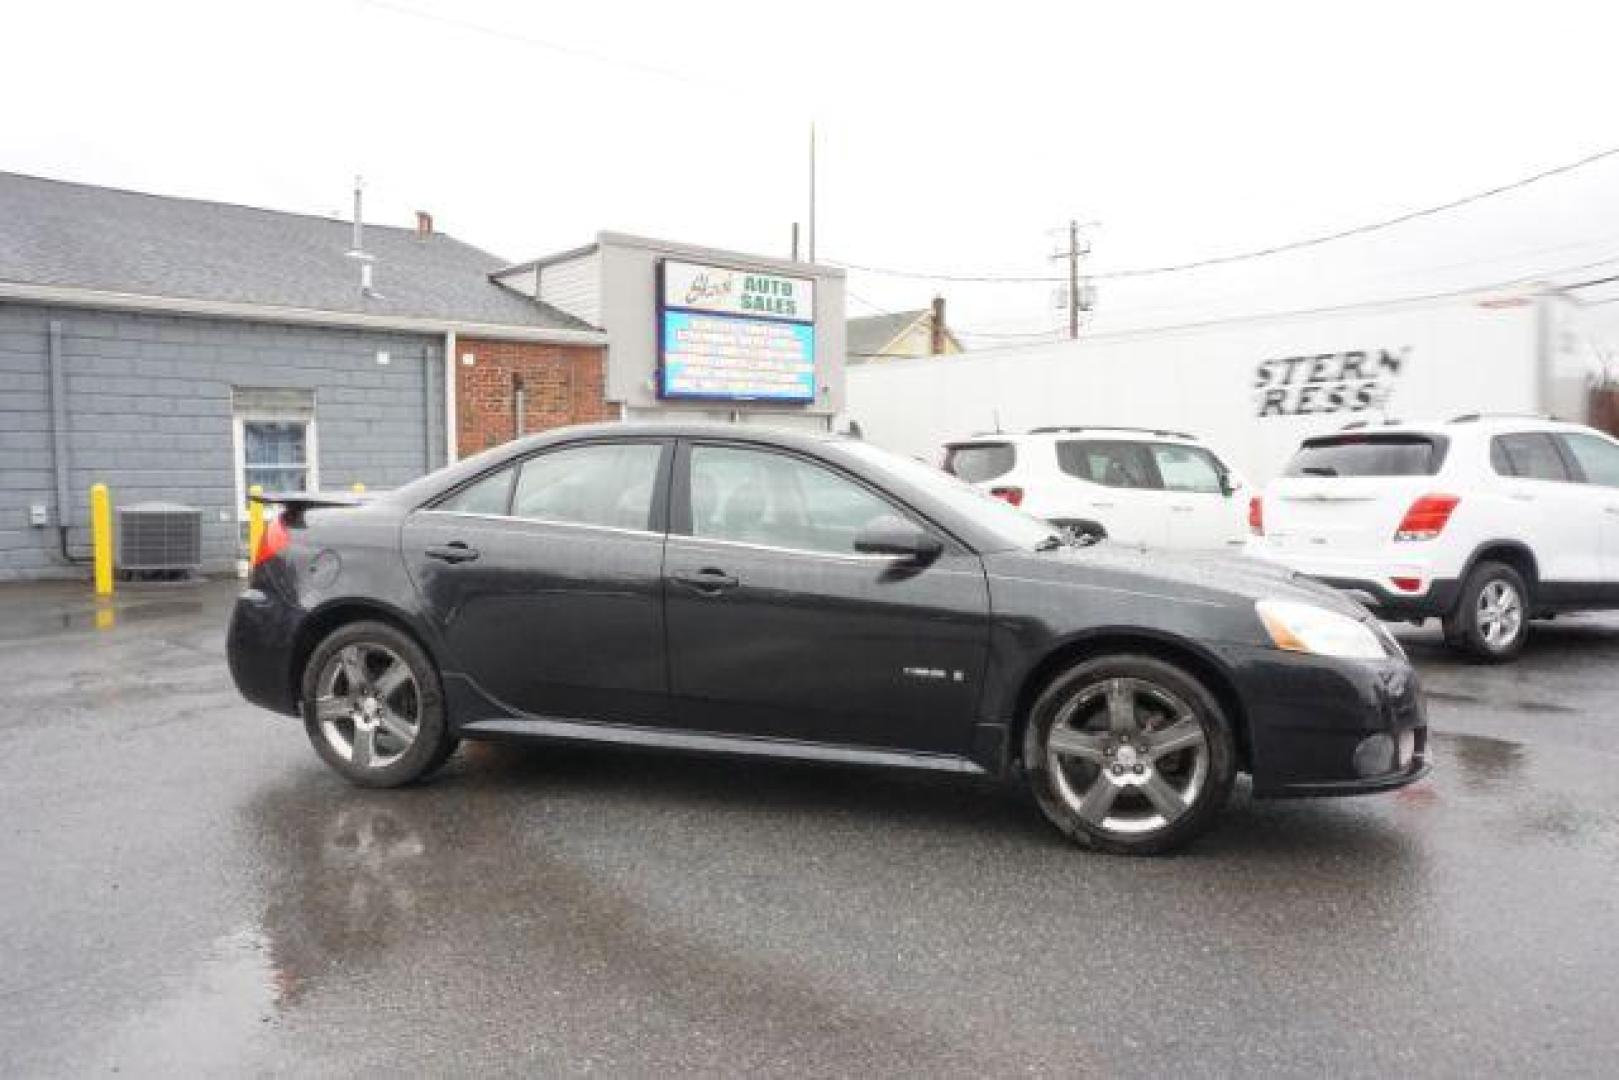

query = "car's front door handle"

[
  {"left": 425, "top": 542, "right": 480, "bottom": 564},
  {"left": 1091, "top": 501, "right": 1116, "bottom": 510},
  {"left": 1509, "top": 492, "right": 1536, "bottom": 502},
  {"left": 670, "top": 568, "right": 739, "bottom": 594}
]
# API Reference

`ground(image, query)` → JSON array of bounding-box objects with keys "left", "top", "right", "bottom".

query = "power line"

[
  {"left": 848, "top": 290, "right": 1065, "bottom": 339},
  {"left": 827, "top": 144, "right": 1619, "bottom": 284},
  {"left": 926, "top": 251, "right": 1619, "bottom": 351}
]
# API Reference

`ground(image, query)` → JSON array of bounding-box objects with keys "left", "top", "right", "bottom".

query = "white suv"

[
  {"left": 1248, "top": 415, "right": 1619, "bottom": 661},
  {"left": 941, "top": 427, "right": 1251, "bottom": 550}
]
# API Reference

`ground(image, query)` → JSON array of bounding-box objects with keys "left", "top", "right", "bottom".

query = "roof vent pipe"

[
  {"left": 346, "top": 175, "right": 378, "bottom": 296},
  {"left": 416, "top": 211, "right": 434, "bottom": 238}
]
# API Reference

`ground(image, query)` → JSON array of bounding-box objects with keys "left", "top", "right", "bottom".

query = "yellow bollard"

[
  {"left": 247, "top": 484, "right": 265, "bottom": 564},
  {"left": 351, "top": 481, "right": 366, "bottom": 494},
  {"left": 90, "top": 482, "right": 113, "bottom": 597}
]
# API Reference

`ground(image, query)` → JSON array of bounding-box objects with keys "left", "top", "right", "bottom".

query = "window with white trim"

[{"left": 232, "top": 387, "right": 318, "bottom": 520}]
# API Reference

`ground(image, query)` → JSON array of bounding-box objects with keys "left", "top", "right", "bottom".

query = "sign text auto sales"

[{"left": 1253, "top": 347, "right": 1407, "bottom": 418}]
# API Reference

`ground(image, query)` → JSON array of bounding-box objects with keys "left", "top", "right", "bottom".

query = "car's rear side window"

[
  {"left": 1284, "top": 435, "right": 1443, "bottom": 477},
  {"left": 943, "top": 442, "right": 1015, "bottom": 483},
  {"left": 511, "top": 442, "right": 664, "bottom": 530},
  {"left": 1057, "top": 440, "right": 1161, "bottom": 489},
  {"left": 1491, "top": 433, "right": 1570, "bottom": 482},
  {"left": 436, "top": 467, "right": 515, "bottom": 515}
]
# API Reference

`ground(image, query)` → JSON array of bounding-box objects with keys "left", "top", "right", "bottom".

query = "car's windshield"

[{"left": 840, "top": 440, "right": 1063, "bottom": 551}]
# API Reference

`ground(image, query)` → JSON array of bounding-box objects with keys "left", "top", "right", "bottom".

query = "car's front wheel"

[
  {"left": 300, "top": 620, "right": 455, "bottom": 787},
  {"left": 1022, "top": 654, "right": 1236, "bottom": 855}
]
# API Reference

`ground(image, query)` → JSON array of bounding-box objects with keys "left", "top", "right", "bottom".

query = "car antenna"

[{"left": 992, "top": 408, "right": 1003, "bottom": 434}]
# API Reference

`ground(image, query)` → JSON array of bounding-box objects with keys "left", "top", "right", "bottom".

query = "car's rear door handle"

[
  {"left": 425, "top": 541, "right": 480, "bottom": 564},
  {"left": 1091, "top": 501, "right": 1116, "bottom": 510},
  {"left": 670, "top": 567, "right": 739, "bottom": 594},
  {"left": 1509, "top": 492, "right": 1536, "bottom": 502}
]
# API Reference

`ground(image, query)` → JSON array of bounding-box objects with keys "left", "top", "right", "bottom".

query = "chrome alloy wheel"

[
  {"left": 312, "top": 643, "right": 421, "bottom": 769},
  {"left": 1045, "top": 677, "right": 1210, "bottom": 836},
  {"left": 1477, "top": 580, "right": 1524, "bottom": 652}
]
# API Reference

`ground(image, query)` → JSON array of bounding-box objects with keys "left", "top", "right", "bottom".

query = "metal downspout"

[{"left": 47, "top": 320, "right": 88, "bottom": 564}]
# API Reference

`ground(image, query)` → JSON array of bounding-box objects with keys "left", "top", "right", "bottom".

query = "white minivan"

[
  {"left": 1248, "top": 415, "right": 1619, "bottom": 661},
  {"left": 941, "top": 427, "right": 1251, "bottom": 550}
]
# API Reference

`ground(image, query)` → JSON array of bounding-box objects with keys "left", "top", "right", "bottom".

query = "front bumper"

[{"left": 1224, "top": 644, "right": 1431, "bottom": 798}]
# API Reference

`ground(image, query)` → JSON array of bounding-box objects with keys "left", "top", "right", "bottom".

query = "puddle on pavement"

[
  {"left": 0, "top": 597, "right": 211, "bottom": 642},
  {"left": 1435, "top": 732, "right": 1529, "bottom": 790}
]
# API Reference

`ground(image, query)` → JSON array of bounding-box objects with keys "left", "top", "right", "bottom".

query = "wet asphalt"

[{"left": 2, "top": 581, "right": 1618, "bottom": 1078}]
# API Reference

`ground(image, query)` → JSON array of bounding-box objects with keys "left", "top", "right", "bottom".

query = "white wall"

[
  {"left": 845, "top": 288, "right": 1576, "bottom": 483},
  {"left": 539, "top": 250, "right": 602, "bottom": 327}
]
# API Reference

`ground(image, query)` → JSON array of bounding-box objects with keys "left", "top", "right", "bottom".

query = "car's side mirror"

[
  {"left": 1218, "top": 471, "right": 1240, "bottom": 498},
  {"left": 854, "top": 515, "right": 944, "bottom": 564}
]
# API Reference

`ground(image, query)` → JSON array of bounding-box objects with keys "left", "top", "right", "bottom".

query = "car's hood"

[{"left": 985, "top": 543, "right": 1370, "bottom": 621}]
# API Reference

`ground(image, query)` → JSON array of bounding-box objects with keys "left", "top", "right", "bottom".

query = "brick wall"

[
  {"left": 455, "top": 339, "right": 612, "bottom": 458},
  {"left": 0, "top": 302, "right": 444, "bottom": 580}
]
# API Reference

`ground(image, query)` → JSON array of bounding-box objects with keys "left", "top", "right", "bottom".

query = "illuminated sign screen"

[{"left": 657, "top": 259, "right": 817, "bottom": 402}]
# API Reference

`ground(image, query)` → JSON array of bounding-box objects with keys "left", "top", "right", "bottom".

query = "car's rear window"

[
  {"left": 1284, "top": 434, "right": 1446, "bottom": 477},
  {"left": 944, "top": 442, "right": 1015, "bottom": 483}
]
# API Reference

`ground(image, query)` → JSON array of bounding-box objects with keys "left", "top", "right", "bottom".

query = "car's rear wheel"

[
  {"left": 1443, "top": 561, "right": 1529, "bottom": 663},
  {"left": 300, "top": 620, "right": 455, "bottom": 787},
  {"left": 1022, "top": 654, "right": 1236, "bottom": 856}
]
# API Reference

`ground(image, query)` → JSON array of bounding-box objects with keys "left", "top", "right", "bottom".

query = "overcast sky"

[{"left": 7, "top": 0, "right": 1619, "bottom": 339}]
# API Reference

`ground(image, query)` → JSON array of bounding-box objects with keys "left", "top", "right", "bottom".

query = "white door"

[
  {"left": 1146, "top": 443, "right": 1248, "bottom": 550},
  {"left": 1556, "top": 431, "right": 1619, "bottom": 582},
  {"left": 1051, "top": 440, "right": 1168, "bottom": 549},
  {"left": 1490, "top": 431, "right": 1602, "bottom": 585}
]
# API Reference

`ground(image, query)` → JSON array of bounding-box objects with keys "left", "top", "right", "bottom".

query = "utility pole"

[
  {"left": 808, "top": 122, "right": 817, "bottom": 264},
  {"left": 1049, "top": 220, "right": 1095, "bottom": 339},
  {"left": 1066, "top": 219, "right": 1080, "bottom": 340}
]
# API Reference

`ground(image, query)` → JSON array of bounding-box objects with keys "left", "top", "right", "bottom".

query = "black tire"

[
  {"left": 1442, "top": 561, "right": 1530, "bottom": 663},
  {"left": 300, "top": 620, "right": 455, "bottom": 788},
  {"left": 1022, "top": 654, "right": 1236, "bottom": 856}
]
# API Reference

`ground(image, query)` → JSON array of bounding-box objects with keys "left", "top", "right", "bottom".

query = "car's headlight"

[{"left": 1256, "top": 599, "right": 1387, "bottom": 660}]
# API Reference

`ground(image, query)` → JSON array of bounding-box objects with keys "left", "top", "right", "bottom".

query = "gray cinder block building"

[{"left": 0, "top": 172, "right": 603, "bottom": 581}]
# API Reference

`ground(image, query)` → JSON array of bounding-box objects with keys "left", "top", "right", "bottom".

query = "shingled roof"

[
  {"left": 0, "top": 171, "right": 594, "bottom": 332},
  {"left": 846, "top": 309, "right": 930, "bottom": 360}
]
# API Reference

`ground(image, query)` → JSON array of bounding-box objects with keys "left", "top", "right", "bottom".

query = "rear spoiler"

[{"left": 248, "top": 491, "right": 367, "bottom": 523}]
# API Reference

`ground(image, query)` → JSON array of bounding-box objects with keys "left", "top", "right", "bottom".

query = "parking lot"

[{"left": 3, "top": 579, "right": 1618, "bottom": 1077}]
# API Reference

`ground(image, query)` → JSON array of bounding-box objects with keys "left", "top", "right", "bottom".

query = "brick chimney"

[
  {"left": 930, "top": 295, "right": 947, "bottom": 355},
  {"left": 415, "top": 211, "right": 434, "bottom": 239}
]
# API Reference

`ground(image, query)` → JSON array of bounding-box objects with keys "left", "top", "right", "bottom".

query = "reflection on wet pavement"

[{"left": 2, "top": 583, "right": 1619, "bottom": 1075}]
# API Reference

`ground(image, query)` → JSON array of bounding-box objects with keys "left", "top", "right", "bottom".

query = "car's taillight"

[
  {"left": 253, "top": 515, "right": 289, "bottom": 567},
  {"left": 990, "top": 486, "right": 1024, "bottom": 507},
  {"left": 1394, "top": 495, "right": 1460, "bottom": 541},
  {"left": 1248, "top": 495, "right": 1264, "bottom": 535}
]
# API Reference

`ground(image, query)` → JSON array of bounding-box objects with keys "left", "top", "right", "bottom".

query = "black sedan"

[{"left": 228, "top": 423, "right": 1429, "bottom": 855}]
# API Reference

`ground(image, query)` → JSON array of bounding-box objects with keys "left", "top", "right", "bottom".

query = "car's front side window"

[
  {"left": 688, "top": 445, "right": 900, "bottom": 554},
  {"left": 1559, "top": 432, "right": 1619, "bottom": 487},
  {"left": 1149, "top": 444, "right": 1224, "bottom": 494},
  {"left": 510, "top": 442, "right": 664, "bottom": 531}
]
